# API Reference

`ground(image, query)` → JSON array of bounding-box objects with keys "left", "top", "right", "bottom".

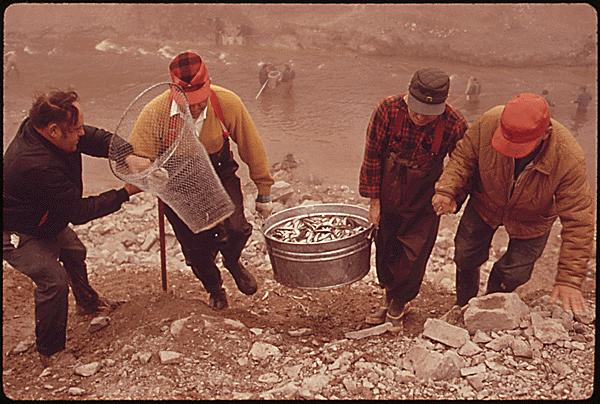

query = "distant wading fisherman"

[
  {"left": 3, "top": 90, "right": 150, "bottom": 367},
  {"left": 258, "top": 63, "right": 279, "bottom": 87},
  {"left": 359, "top": 67, "right": 468, "bottom": 331},
  {"left": 572, "top": 85, "right": 592, "bottom": 113},
  {"left": 259, "top": 64, "right": 271, "bottom": 86},
  {"left": 277, "top": 64, "right": 295, "bottom": 95},
  {"left": 465, "top": 76, "right": 481, "bottom": 103},
  {"left": 213, "top": 16, "right": 225, "bottom": 47},
  {"left": 237, "top": 24, "right": 254, "bottom": 46},
  {"left": 280, "top": 64, "right": 295, "bottom": 83},
  {"left": 128, "top": 52, "right": 274, "bottom": 310}
]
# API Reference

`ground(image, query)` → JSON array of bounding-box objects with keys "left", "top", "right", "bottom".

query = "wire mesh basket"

[{"left": 109, "top": 82, "right": 234, "bottom": 233}]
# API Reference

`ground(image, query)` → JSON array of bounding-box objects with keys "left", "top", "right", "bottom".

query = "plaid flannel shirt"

[{"left": 359, "top": 94, "right": 468, "bottom": 199}]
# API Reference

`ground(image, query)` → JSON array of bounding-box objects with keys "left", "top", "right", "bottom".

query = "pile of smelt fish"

[{"left": 267, "top": 214, "right": 368, "bottom": 243}]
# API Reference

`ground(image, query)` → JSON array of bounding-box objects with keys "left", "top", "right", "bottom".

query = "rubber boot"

[
  {"left": 365, "top": 291, "right": 392, "bottom": 325},
  {"left": 386, "top": 299, "right": 409, "bottom": 333}
]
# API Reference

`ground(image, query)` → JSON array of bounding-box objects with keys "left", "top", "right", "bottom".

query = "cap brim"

[
  {"left": 491, "top": 125, "right": 540, "bottom": 158},
  {"left": 184, "top": 82, "right": 211, "bottom": 105},
  {"left": 406, "top": 93, "right": 446, "bottom": 116}
]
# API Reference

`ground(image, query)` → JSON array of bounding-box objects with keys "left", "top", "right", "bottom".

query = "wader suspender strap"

[
  {"left": 430, "top": 109, "right": 448, "bottom": 155},
  {"left": 210, "top": 89, "right": 230, "bottom": 139},
  {"left": 386, "top": 98, "right": 448, "bottom": 157},
  {"left": 165, "top": 93, "right": 180, "bottom": 146},
  {"left": 166, "top": 90, "right": 229, "bottom": 145}
]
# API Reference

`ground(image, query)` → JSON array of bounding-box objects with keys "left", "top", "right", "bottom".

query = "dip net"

[{"left": 109, "top": 82, "right": 234, "bottom": 233}]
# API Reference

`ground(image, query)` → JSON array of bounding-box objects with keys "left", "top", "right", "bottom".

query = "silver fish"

[{"left": 267, "top": 214, "right": 367, "bottom": 243}]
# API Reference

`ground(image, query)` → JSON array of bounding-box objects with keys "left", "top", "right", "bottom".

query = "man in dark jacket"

[
  {"left": 280, "top": 64, "right": 295, "bottom": 83},
  {"left": 3, "top": 90, "right": 148, "bottom": 367}
]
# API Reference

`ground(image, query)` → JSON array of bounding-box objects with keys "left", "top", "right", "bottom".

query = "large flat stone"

[
  {"left": 463, "top": 293, "right": 530, "bottom": 334},
  {"left": 422, "top": 318, "right": 470, "bottom": 348}
]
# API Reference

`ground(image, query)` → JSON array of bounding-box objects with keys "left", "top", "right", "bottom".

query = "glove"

[{"left": 255, "top": 195, "right": 274, "bottom": 218}]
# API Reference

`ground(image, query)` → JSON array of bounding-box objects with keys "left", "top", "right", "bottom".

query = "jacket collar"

[
  {"left": 23, "top": 118, "right": 73, "bottom": 157},
  {"left": 532, "top": 122, "right": 557, "bottom": 175}
]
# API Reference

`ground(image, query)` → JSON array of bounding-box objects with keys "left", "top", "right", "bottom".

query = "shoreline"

[{"left": 4, "top": 4, "right": 597, "bottom": 70}]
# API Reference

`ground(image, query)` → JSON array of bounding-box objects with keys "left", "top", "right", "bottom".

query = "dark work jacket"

[
  {"left": 3, "top": 118, "right": 130, "bottom": 239},
  {"left": 281, "top": 68, "right": 295, "bottom": 82},
  {"left": 259, "top": 69, "right": 269, "bottom": 85}
]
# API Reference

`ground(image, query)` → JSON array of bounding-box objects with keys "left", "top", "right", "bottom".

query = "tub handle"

[{"left": 366, "top": 225, "right": 377, "bottom": 242}]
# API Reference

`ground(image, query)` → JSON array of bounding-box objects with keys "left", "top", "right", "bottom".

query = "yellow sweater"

[{"left": 128, "top": 85, "right": 273, "bottom": 195}]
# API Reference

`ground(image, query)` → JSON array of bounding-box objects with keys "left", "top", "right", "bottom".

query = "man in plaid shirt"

[{"left": 359, "top": 67, "right": 468, "bottom": 331}]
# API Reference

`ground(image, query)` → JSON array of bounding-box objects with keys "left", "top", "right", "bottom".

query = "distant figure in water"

[
  {"left": 259, "top": 64, "right": 271, "bottom": 86},
  {"left": 4, "top": 51, "right": 19, "bottom": 78},
  {"left": 258, "top": 64, "right": 280, "bottom": 90},
  {"left": 571, "top": 85, "right": 592, "bottom": 134},
  {"left": 465, "top": 76, "right": 481, "bottom": 103},
  {"left": 276, "top": 64, "right": 295, "bottom": 95},
  {"left": 237, "top": 24, "right": 254, "bottom": 46},
  {"left": 541, "top": 89, "right": 555, "bottom": 116},
  {"left": 572, "top": 85, "right": 592, "bottom": 113},
  {"left": 213, "top": 17, "right": 225, "bottom": 47},
  {"left": 280, "top": 64, "right": 295, "bottom": 83}
]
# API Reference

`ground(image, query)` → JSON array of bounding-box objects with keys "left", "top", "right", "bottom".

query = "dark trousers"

[
  {"left": 376, "top": 210, "right": 440, "bottom": 305},
  {"left": 3, "top": 227, "right": 99, "bottom": 356},
  {"left": 163, "top": 144, "right": 251, "bottom": 294},
  {"left": 454, "top": 200, "right": 551, "bottom": 306}
]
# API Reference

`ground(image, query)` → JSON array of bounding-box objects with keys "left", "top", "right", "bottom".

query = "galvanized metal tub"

[{"left": 261, "top": 204, "right": 372, "bottom": 290}]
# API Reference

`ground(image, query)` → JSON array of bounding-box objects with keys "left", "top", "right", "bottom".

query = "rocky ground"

[{"left": 2, "top": 158, "right": 596, "bottom": 400}]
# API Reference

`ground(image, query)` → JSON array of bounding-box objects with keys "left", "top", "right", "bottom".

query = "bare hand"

[
  {"left": 368, "top": 199, "right": 381, "bottom": 227},
  {"left": 432, "top": 193, "right": 457, "bottom": 216},
  {"left": 255, "top": 201, "right": 274, "bottom": 219},
  {"left": 549, "top": 284, "right": 587, "bottom": 316},
  {"left": 125, "top": 154, "right": 152, "bottom": 174},
  {"left": 124, "top": 183, "right": 142, "bottom": 196}
]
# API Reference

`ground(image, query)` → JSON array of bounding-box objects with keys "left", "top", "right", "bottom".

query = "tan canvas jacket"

[{"left": 435, "top": 106, "right": 595, "bottom": 289}]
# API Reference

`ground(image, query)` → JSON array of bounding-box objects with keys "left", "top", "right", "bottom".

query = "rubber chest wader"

[
  {"left": 163, "top": 90, "right": 251, "bottom": 293},
  {"left": 376, "top": 107, "right": 447, "bottom": 304}
]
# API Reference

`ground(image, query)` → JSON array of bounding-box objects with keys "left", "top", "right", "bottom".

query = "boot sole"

[{"left": 365, "top": 306, "right": 388, "bottom": 325}]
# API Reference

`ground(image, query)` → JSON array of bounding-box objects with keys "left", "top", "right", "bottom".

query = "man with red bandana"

[{"left": 128, "top": 52, "right": 274, "bottom": 310}]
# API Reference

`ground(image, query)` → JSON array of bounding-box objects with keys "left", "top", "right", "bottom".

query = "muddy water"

[{"left": 3, "top": 37, "right": 597, "bottom": 197}]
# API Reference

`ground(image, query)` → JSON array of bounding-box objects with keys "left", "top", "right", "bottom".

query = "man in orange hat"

[
  {"left": 129, "top": 52, "right": 274, "bottom": 310},
  {"left": 432, "top": 93, "right": 594, "bottom": 317}
]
